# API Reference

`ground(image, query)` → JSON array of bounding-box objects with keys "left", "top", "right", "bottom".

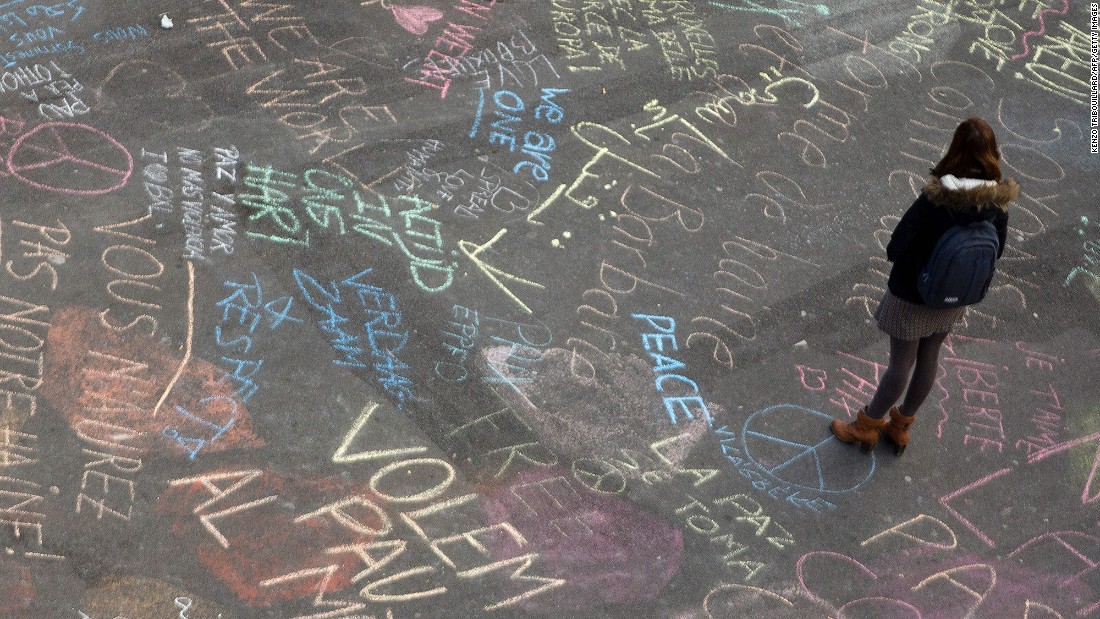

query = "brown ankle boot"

[
  {"left": 830, "top": 408, "right": 887, "bottom": 453},
  {"left": 881, "top": 407, "right": 915, "bottom": 455}
]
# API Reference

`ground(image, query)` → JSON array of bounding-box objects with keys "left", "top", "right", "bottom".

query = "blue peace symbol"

[{"left": 741, "top": 404, "right": 876, "bottom": 493}]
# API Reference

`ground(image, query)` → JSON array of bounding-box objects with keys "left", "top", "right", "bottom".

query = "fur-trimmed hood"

[{"left": 923, "top": 174, "right": 1020, "bottom": 211}]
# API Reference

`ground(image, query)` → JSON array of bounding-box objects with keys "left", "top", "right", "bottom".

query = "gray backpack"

[{"left": 917, "top": 216, "right": 1000, "bottom": 308}]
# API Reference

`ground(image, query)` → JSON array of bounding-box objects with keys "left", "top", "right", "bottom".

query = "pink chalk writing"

[
  {"left": 938, "top": 467, "right": 1012, "bottom": 549},
  {"left": 1010, "top": 0, "right": 1070, "bottom": 61},
  {"left": 405, "top": 0, "right": 498, "bottom": 98},
  {"left": 794, "top": 364, "right": 827, "bottom": 392},
  {"left": 1008, "top": 530, "right": 1100, "bottom": 615},
  {"left": 1027, "top": 429, "right": 1100, "bottom": 505}
]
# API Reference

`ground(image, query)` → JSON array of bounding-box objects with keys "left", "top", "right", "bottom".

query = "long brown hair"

[{"left": 930, "top": 117, "right": 1002, "bottom": 181}]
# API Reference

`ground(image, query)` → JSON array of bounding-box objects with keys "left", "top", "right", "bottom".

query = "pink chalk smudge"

[
  {"left": 391, "top": 5, "right": 444, "bottom": 35},
  {"left": 0, "top": 559, "right": 33, "bottom": 613},
  {"left": 1010, "top": 0, "right": 1069, "bottom": 61},
  {"left": 480, "top": 467, "right": 684, "bottom": 612}
]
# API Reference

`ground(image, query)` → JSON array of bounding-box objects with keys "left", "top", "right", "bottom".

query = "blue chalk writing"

[
  {"left": 91, "top": 24, "right": 148, "bottom": 44},
  {"left": 293, "top": 267, "right": 414, "bottom": 409},
  {"left": 219, "top": 357, "right": 263, "bottom": 402},
  {"left": 633, "top": 313, "right": 713, "bottom": 425},
  {"left": 470, "top": 87, "right": 486, "bottom": 138},
  {"left": 161, "top": 396, "right": 238, "bottom": 460},
  {"left": 1, "top": 37, "right": 81, "bottom": 68},
  {"left": 9, "top": 24, "right": 62, "bottom": 47},
  {"left": 714, "top": 404, "right": 878, "bottom": 514},
  {"left": 214, "top": 273, "right": 303, "bottom": 402},
  {"left": 716, "top": 424, "right": 837, "bottom": 513},
  {"left": 534, "top": 87, "right": 568, "bottom": 123},
  {"left": 473, "top": 86, "right": 570, "bottom": 183},
  {"left": 25, "top": 0, "right": 85, "bottom": 22}
]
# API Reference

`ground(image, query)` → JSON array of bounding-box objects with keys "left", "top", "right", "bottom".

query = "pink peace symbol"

[{"left": 7, "top": 122, "right": 133, "bottom": 195}]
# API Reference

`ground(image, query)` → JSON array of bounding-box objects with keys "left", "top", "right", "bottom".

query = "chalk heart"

[{"left": 391, "top": 5, "right": 443, "bottom": 35}]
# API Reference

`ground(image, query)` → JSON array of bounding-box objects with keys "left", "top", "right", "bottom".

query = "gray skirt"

[{"left": 875, "top": 291, "right": 965, "bottom": 340}]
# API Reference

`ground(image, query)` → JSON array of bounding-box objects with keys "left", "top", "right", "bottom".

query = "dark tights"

[{"left": 866, "top": 332, "right": 949, "bottom": 419}]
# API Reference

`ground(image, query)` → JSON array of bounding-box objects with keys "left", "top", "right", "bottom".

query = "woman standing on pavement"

[{"left": 831, "top": 117, "right": 1019, "bottom": 455}]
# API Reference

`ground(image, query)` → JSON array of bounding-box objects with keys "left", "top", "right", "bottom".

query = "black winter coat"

[{"left": 886, "top": 176, "right": 1018, "bottom": 304}]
